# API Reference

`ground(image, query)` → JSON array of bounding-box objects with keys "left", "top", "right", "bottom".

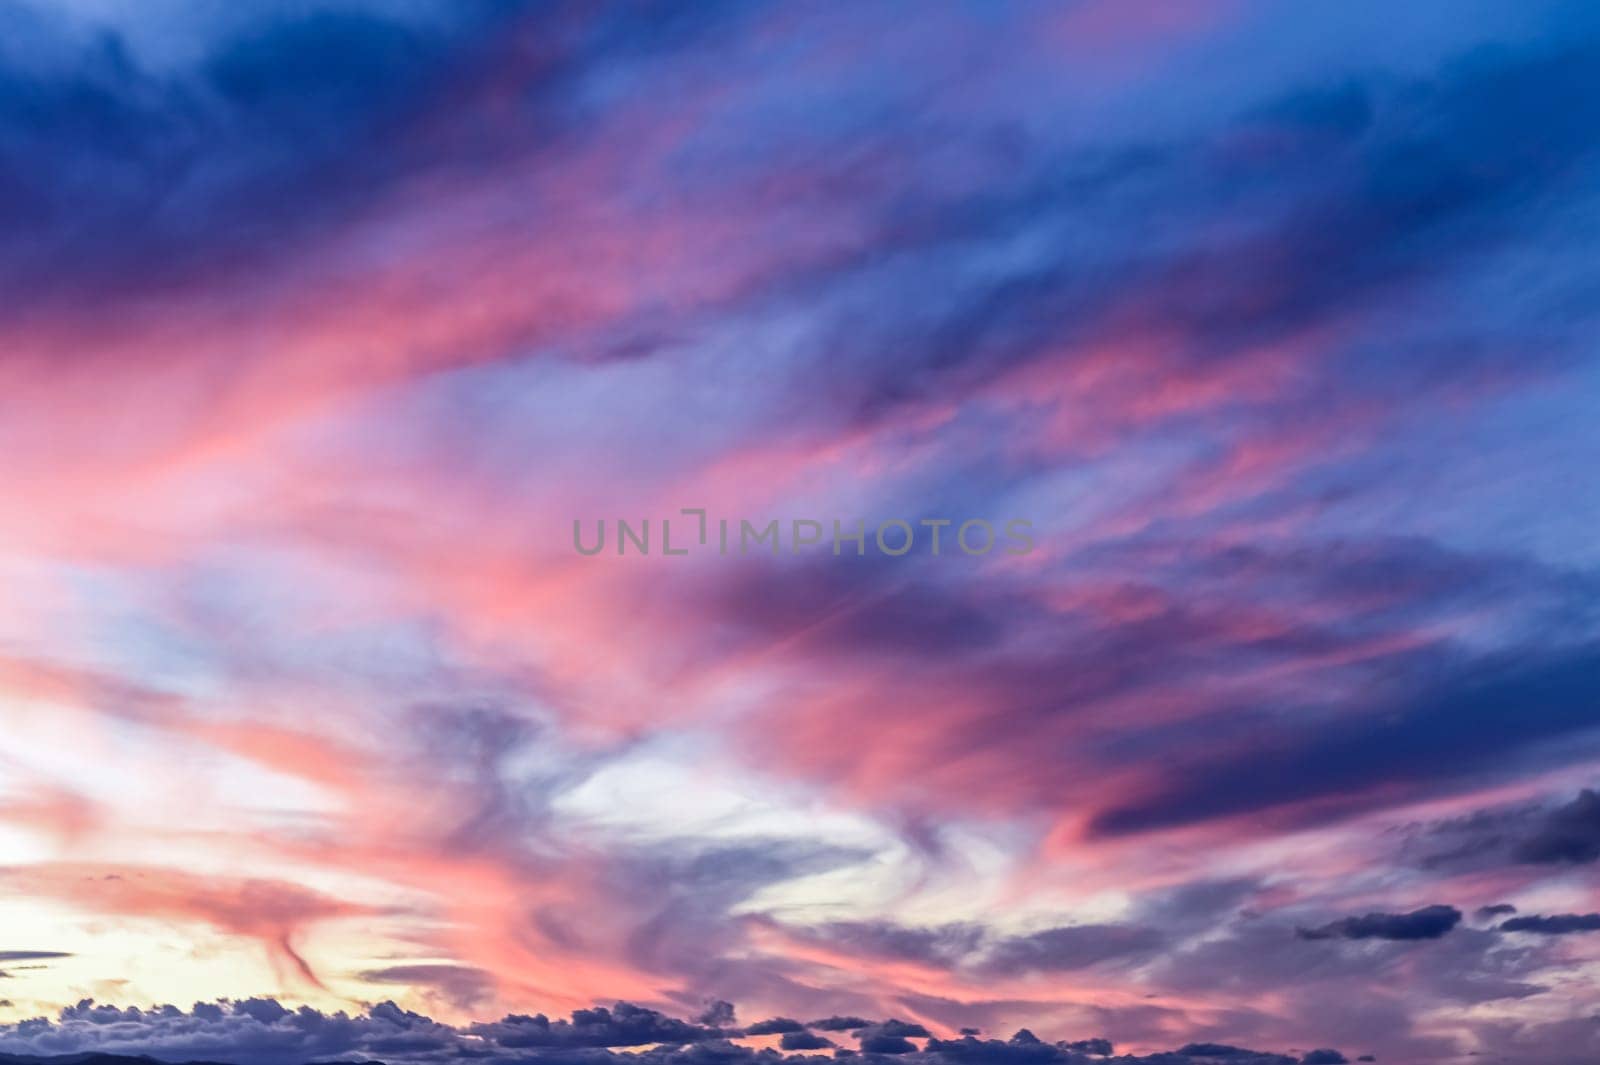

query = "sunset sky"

[{"left": 2, "top": 2, "right": 1600, "bottom": 1064}]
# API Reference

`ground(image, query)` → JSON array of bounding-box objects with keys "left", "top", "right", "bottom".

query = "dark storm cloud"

[
  {"left": 1296, "top": 906, "right": 1461, "bottom": 942},
  {"left": 780, "top": 1032, "right": 834, "bottom": 1051},
  {"left": 743, "top": 1018, "right": 806, "bottom": 1036},
  {"left": 1499, "top": 913, "right": 1600, "bottom": 935}
]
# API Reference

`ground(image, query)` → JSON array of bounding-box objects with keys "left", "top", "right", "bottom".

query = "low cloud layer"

[{"left": 0, "top": 999, "right": 1352, "bottom": 1065}]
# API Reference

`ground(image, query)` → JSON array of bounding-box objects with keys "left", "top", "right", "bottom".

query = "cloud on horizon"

[{"left": 0, "top": 998, "right": 1354, "bottom": 1065}]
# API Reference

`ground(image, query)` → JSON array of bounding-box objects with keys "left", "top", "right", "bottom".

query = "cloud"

[
  {"left": 0, "top": 949, "right": 70, "bottom": 982},
  {"left": 743, "top": 1018, "right": 806, "bottom": 1035},
  {"left": 696, "top": 1001, "right": 738, "bottom": 1028},
  {"left": 924, "top": 1032, "right": 1118, "bottom": 1064},
  {"left": 979, "top": 923, "right": 1165, "bottom": 973},
  {"left": 1093, "top": 647, "right": 1600, "bottom": 837},
  {"left": 1297, "top": 906, "right": 1462, "bottom": 942},
  {"left": 0, "top": 2, "right": 512, "bottom": 303},
  {"left": 784, "top": 920, "right": 986, "bottom": 971},
  {"left": 1, "top": 1, "right": 1600, "bottom": 1061},
  {"left": 0, "top": 998, "right": 464, "bottom": 1065},
  {"left": 860, "top": 1034, "right": 918, "bottom": 1054},
  {"left": 759, "top": 913, "right": 1172, "bottom": 1006},
  {"left": 1067, "top": 1040, "right": 1113, "bottom": 1056},
  {"left": 780, "top": 1032, "right": 834, "bottom": 1051},
  {"left": 0, "top": 998, "right": 1344, "bottom": 1065},
  {"left": 809, "top": 1017, "right": 872, "bottom": 1031},
  {"left": 1175, "top": 1044, "right": 1294, "bottom": 1063},
  {"left": 0, "top": 865, "right": 373, "bottom": 989},
  {"left": 1499, "top": 913, "right": 1600, "bottom": 935},
  {"left": 1513, "top": 788, "right": 1600, "bottom": 864},
  {"left": 468, "top": 1002, "right": 731, "bottom": 1049},
  {"left": 356, "top": 964, "right": 495, "bottom": 1010},
  {"left": 1408, "top": 786, "right": 1600, "bottom": 875}
]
